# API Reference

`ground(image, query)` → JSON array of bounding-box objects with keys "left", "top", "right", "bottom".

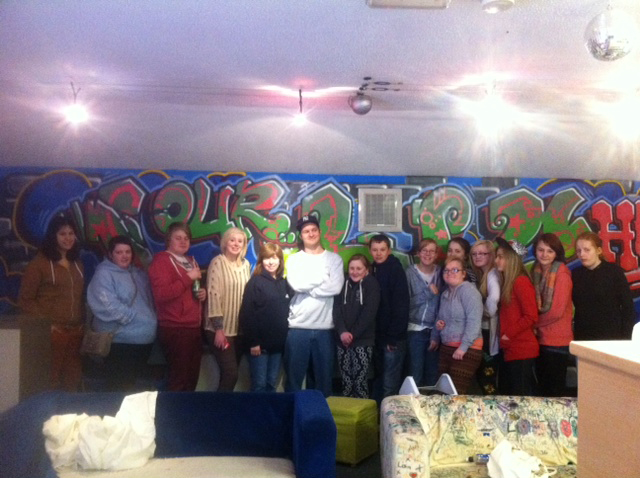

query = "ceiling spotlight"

[
  {"left": 292, "top": 88, "right": 307, "bottom": 126},
  {"left": 348, "top": 93, "right": 373, "bottom": 115},
  {"left": 584, "top": 4, "right": 639, "bottom": 61},
  {"left": 63, "top": 81, "right": 89, "bottom": 125},
  {"left": 481, "top": 0, "right": 514, "bottom": 14}
]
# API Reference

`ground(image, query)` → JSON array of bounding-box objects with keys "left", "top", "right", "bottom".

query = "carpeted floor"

[{"left": 336, "top": 451, "right": 382, "bottom": 478}]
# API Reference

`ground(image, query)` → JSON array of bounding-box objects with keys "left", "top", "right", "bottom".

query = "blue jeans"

[
  {"left": 373, "top": 340, "right": 407, "bottom": 403},
  {"left": 284, "top": 328, "right": 335, "bottom": 397},
  {"left": 407, "top": 329, "right": 439, "bottom": 387},
  {"left": 249, "top": 352, "right": 282, "bottom": 392}
]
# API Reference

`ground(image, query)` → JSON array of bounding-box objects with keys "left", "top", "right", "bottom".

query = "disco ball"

[
  {"left": 348, "top": 94, "right": 373, "bottom": 115},
  {"left": 584, "top": 7, "right": 639, "bottom": 61}
]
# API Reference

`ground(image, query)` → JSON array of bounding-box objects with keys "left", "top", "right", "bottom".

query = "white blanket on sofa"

[{"left": 43, "top": 391, "right": 157, "bottom": 471}]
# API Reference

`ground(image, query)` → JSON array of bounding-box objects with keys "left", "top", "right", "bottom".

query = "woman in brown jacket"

[{"left": 18, "top": 216, "right": 84, "bottom": 391}]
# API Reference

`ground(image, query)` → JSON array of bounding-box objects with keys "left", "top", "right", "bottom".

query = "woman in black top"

[
  {"left": 572, "top": 231, "right": 635, "bottom": 340},
  {"left": 334, "top": 254, "right": 380, "bottom": 398},
  {"left": 239, "top": 242, "right": 292, "bottom": 392}
]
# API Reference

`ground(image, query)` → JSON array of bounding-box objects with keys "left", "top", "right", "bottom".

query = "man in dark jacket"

[{"left": 370, "top": 234, "right": 410, "bottom": 402}]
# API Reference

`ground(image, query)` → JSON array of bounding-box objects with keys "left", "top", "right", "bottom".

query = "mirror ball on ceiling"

[{"left": 584, "top": 7, "right": 639, "bottom": 61}]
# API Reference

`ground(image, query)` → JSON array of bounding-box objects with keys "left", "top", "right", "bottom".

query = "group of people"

[{"left": 17, "top": 214, "right": 636, "bottom": 399}]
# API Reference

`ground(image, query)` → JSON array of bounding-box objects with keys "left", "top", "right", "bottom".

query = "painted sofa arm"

[{"left": 380, "top": 395, "right": 431, "bottom": 478}]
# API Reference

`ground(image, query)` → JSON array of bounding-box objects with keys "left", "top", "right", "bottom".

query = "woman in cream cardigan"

[{"left": 206, "top": 227, "right": 251, "bottom": 391}]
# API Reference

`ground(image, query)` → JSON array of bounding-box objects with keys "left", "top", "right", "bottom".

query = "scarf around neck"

[{"left": 533, "top": 260, "right": 561, "bottom": 314}]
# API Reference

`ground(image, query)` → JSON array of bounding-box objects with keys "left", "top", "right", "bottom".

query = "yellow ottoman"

[{"left": 326, "top": 396, "right": 378, "bottom": 465}]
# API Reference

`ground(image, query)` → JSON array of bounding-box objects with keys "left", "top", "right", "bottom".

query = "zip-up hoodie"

[
  {"left": 87, "top": 258, "right": 157, "bottom": 344},
  {"left": 333, "top": 274, "right": 380, "bottom": 348},
  {"left": 432, "top": 281, "right": 482, "bottom": 353},
  {"left": 406, "top": 264, "right": 442, "bottom": 329},
  {"left": 148, "top": 251, "right": 201, "bottom": 328},
  {"left": 18, "top": 252, "right": 84, "bottom": 325},
  {"left": 372, "top": 254, "right": 410, "bottom": 347},
  {"left": 239, "top": 270, "right": 293, "bottom": 353}
]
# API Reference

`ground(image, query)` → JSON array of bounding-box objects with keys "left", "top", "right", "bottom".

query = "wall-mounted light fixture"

[
  {"left": 348, "top": 92, "right": 373, "bottom": 115},
  {"left": 481, "top": 0, "right": 514, "bottom": 14}
]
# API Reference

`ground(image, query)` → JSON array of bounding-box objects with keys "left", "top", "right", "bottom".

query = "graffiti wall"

[{"left": 1, "top": 168, "right": 639, "bottom": 318}]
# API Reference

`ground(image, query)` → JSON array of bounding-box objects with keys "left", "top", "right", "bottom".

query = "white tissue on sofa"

[{"left": 43, "top": 391, "right": 157, "bottom": 471}]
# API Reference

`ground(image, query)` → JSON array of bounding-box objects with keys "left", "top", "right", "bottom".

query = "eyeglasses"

[
  {"left": 420, "top": 249, "right": 437, "bottom": 255},
  {"left": 443, "top": 268, "right": 462, "bottom": 275},
  {"left": 471, "top": 252, "right": 489, "bottom": 257}
]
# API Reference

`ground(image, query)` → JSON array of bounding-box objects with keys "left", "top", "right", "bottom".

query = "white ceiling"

[{"left": 1, "top": 0, "right": 640, "bottom": 179}]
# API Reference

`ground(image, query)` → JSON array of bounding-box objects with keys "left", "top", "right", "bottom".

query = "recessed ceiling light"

[
  {"left": 481, "top": 0, "right": 514, "bottom": 14},
  {"left": 367, "top": 0, "right": 451, "bottom": 9}
]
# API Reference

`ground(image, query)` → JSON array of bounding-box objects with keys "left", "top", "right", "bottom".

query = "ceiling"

[{"left": 1, "top": 0, "right": 640, "bottom": 179}]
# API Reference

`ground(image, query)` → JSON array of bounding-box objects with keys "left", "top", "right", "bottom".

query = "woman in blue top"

[
  {"left": 239, "top": 242, "right": 292, "bottom": 392},
  {"left": 87, "top": 235, "right": 157, "bottom": 391},
  {"left": 406, "top": 238, "right": 442, "bottom": 387}
]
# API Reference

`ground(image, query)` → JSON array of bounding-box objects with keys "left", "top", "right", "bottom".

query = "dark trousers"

[
  {"left": 206, "top": 332, "right": 243, "bottom": 391},
  {"left": 536, "top": 345, "right": 570, "bottom": 397},
  {"left": 103, "top": 342, "right": 154, "bottom": 392},
  {"left": 158, "top": 326, "right": 202, "bottom": 391},
  {"left": 501, "top": 358, "right": 536, "bottom": 396}
]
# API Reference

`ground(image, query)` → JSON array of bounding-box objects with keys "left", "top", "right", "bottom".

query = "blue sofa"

[{"left": 0, "top": 390, "right": 336, "bottom": 478}]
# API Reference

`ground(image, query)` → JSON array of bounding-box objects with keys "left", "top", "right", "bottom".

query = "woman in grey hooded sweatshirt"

[{"left": 432, "top": 257, "right": 483, "bottom": 394}]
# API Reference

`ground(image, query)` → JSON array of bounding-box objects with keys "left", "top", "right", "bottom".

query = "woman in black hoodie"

[
  {"left": 333, "top": 254, "right": 381, "bottom": 398},
  {"left": 239, "top": 242, "right": 293, "bottom": 392}
]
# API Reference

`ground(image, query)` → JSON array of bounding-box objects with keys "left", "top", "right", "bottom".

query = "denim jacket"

[{"left": 406, "top": 264, "right": 442, "bottom": 329}]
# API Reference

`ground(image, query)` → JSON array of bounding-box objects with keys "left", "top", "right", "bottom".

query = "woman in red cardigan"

[
  {"left": 531, "top": 233, "right": 573, "bottom": 397},
  {"left": 495, "top": 238, "right": 539, "bottom": 396}
]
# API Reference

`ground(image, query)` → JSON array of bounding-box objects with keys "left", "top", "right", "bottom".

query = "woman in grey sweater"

[{"left": 431, "top": 257, "right": 483, "bottom": 393}]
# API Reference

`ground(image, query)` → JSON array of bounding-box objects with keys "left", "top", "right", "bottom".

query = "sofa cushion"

[
  {"left": 57, "top": 456, "right": 296, "bottom": 478},
  {"left": 412, "top": 395, "right": 577, "bottom": 467}
]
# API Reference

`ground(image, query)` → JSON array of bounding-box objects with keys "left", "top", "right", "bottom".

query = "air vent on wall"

[
  {"left": 367, "top": 0, "right": 451, "bottom": 9},
  {"left": 358, "top": 188, "right": 403, "bottom": 232}
]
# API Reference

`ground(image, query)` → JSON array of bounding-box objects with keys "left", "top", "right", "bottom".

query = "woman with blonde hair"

[
  {"left": 470, "top": 239, "right": 500, "bottom": 394},
  {"left": 239, "top": 242, "right": 292, "bottom": 392},
  {"left": 206, "top": 227, "right": 251, "bottom": 391},
  {"left": 494, "top": 238, "right": 538, "bottom": 395}
]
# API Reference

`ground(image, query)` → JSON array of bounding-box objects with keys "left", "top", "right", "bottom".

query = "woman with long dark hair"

[
  {"left": 531, "top": 233, "right": 573, "bottom": 397},
  {"left": 87, "top": 235, "right": 157, "bottom": 391},
  {"left": 18, "top": 215, "right": 85, "bottom": 391}
]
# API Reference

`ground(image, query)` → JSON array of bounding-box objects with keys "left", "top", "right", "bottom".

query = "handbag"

[
  {"left": 80, "top": 328, "right": 114, "bottom": 358},
  {"left": 81, "top": 269, "right": 137, "bottom": 357}
]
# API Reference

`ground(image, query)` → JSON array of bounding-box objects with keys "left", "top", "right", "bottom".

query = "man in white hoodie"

[{"left": 284, "top": 214, "right": 344, "bottom": 397}]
